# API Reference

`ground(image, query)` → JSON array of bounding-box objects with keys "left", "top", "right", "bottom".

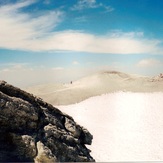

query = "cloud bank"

[
  {"left": 137, "top": 59, "right": 161, "bottom": 67},
  {"left": 0, "top": 0, "right": 163, "bottom": 55}
]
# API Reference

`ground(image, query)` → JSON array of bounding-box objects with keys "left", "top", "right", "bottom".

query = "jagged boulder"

[{"left": 0, "top": 81, "right": 95, "bottom": 162}]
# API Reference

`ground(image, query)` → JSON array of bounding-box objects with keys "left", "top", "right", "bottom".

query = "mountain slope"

[
  {"left": 26, "top": 71, "right": 163, "bottom": 105},
  {"left": 59, "top": 92, "right": 163, "bottom": 161}
]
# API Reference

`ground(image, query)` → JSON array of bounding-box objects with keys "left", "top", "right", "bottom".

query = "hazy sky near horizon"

[{"left": 1, "top": 0, "right": 163, "bottom": 87}]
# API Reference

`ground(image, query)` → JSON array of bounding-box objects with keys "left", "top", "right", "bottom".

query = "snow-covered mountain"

[
  {"left": 59, "top": 92, "right": 163, "bottom": 161},
  {"left": 26, "top": 71, "right": 163, "bottom": 105},
  {"left": 25, "top": 71, "right": 163, "bottom": 161}
]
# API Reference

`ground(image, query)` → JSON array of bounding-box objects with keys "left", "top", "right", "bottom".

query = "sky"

[{"left": 1, "top": 0, "right": 163, "bottom": 87}]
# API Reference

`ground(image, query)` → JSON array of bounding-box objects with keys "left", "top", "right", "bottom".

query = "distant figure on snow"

[
  {"left": 160, "top": 73, "right": 163, "bottom": 78},
  {"left": 70, "top": 81, "right": 72, "bottom": 84}
]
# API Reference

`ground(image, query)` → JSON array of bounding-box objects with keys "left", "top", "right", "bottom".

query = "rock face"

[{"left": 0, "top": 81, "right": 95, "bottom": 162}]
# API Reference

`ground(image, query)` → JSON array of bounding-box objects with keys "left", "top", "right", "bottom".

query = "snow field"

[{"left": 59, "top": 92, "right": 163, "bottom": 161}]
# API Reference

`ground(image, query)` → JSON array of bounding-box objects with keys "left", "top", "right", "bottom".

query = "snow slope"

[
  {"left": 59, "top": 92, "right": 163, "bottom": 161},
  {"left": 26, "top": 71, "right": 163, "bottom": 105}
]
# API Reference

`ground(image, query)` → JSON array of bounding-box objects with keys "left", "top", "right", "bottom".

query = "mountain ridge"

[{"left": 26, "top": 71, "right": 163, "bottom": 105}]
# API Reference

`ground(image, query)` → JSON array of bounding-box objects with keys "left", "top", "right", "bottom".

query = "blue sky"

[{"left": 1, "top": 0, "right": 163, "bottom": 87}]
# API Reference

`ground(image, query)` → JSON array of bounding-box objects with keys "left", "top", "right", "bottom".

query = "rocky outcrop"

[
  {"left": 0, "top": 81, "right": 95, "bottom": 162},
  {"left": 151, "top": 73, "right": 163, "bottom": 82}
]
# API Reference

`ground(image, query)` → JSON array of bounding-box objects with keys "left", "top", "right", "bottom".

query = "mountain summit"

[{"left": 0, "top": 80, "right": 94, "bottom": 162}]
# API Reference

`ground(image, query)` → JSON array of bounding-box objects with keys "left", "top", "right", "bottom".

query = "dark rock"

[{"left": 0, "top": 81, "right": 95, "bottom": 162}]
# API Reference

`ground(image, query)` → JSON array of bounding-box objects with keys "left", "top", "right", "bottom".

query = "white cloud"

[
  {"left": 104, "top": 5, "right": 114, "bottom": 12},
  {"left": 71, "top": 0, "right": 114, "bottom": 12},
  {"left": 43, "top": 0, "right": 51, "bottom": 5},
  {"left": 0, "top": 62, "right": 29, "bottom": 69},
  {"left": 136, "top": 59, "right": 162, "bottom": 68},
  {"left": 0, "top": 0, "right": 35, "bottom": 12},
  {"left": 1, "top": 68, "right": 10, "bottom": 72},
  {"left": 0, "top": 63, "right": 31, "bottom": 72},
  {"left": 0, "top": 0, "right": 63, "bottom": 50},
  {"left": 108, "top": 30, "right": 144, "bottom": 38},
  {"left": 73, "top": 61, "right": 79, "bottom": 65},
  {"left": 71, "top": 0, "right": 97, "bottom": 10},
  {"left": 74, "top": 16, "right": 87, "bottom": 23},
  {"left": 37, "top": 30, "right": 162, "bottom": 54},
  {"left": 52, "top": 67, "right": 64, "bottom": 70},
  {"left": 0, "top": 1, "right": 163, "bottom": 55}
]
